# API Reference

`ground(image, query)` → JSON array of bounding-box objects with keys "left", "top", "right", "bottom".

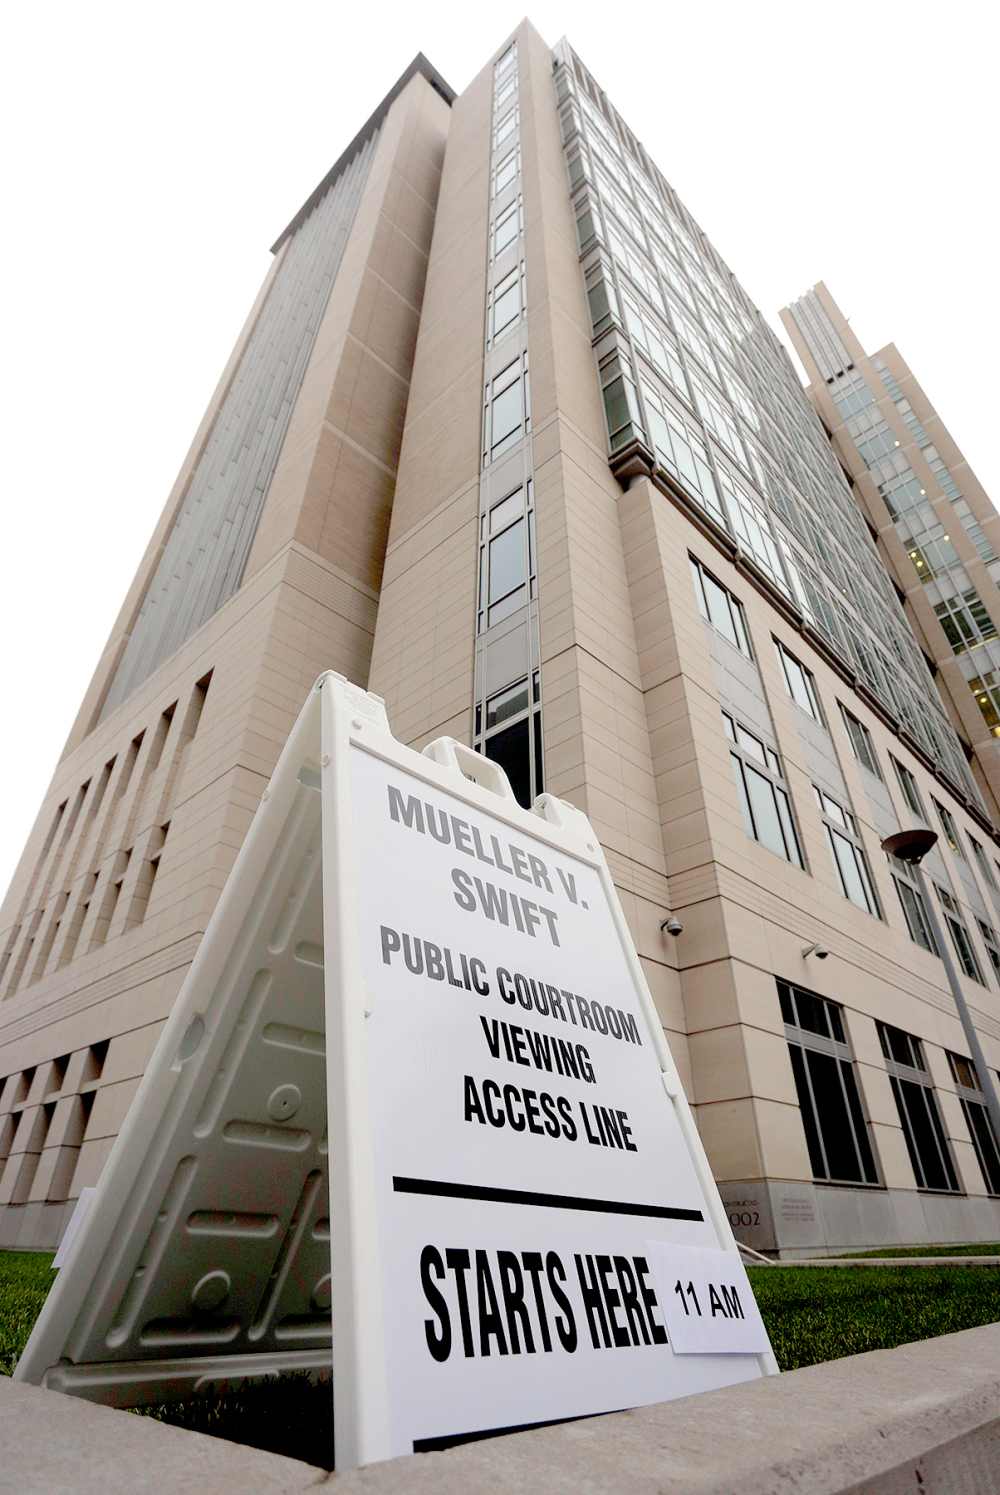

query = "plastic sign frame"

[{"left": 17, "top": 673, "right": 776, "bottom": 1468}]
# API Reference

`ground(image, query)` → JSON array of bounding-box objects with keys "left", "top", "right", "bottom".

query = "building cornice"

[{"left": 270, "top": 53, "right": 455, "bottom": 253}]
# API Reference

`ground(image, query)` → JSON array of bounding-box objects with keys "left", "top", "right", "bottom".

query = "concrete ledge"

[
  {"left": 6, "top": 1323, "right": 1000, "bottom": 1492},
  {"left": 770, "top": 1255, "right": 1000, "bottom": 1268},
  {"left": 328, "top": 1323, "right": 1000, "bottom": 1493},
  {"left": 0, "top": 1375, "right": 326, "bottom": 1495}
]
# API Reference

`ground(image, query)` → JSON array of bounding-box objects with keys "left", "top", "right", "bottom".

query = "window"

[
  {"left": 947, "top": 1053, "right": 1000, "bottom": 1195},
  {"left": 969, "top": 836, "right": 998, "bottom": 892},
  {"left": 815, "top": 788, "right": 881, "bottom": 917},
  {"left": 494, "top": 73, "right": 517, "bottom": 112},
  {"left": 641, "top": 381, "right": 724, "bottom": 524},
  {"left": 779, "top": 981, "right": 878, "bottom": 1185},
  {"left": 493, "top": 200, "right": 521, "bottom": 258},
  {"left": 484, "top": 354, "right": 529, "bottom": 461},
  {"left": 933, "top": 584, "right": 997, "bottom": 656},
  {"left": 776, "top": 640, "right": 824, "bottom": 722},
  {"left": 489, "top": 520, "right": 526, "bottom": 614},
  {"left": 878, "top": 1023, "right": 960, "bottom": 1192},
  {"left": 718, "top": 468, "right": 785, "bottom": 589},
  {"left": 887, "top": 854, "right": 938, "bottom": 955},
  {"left": 599, "top": 352, "right": 644, "bottom": 452},
  {"left": 936, "top": 886, "right": 985, "bottom": 983},
  {"left": 489, "top": 263, "right": 523, "bottom": 341},
  {"left": 494, "top": 43, "right": 516, "bottom": 79},
  {"left": 840, "top": 705, "right": 882, "bottom": 779},
  {"left": 475, "top": 671, "right": 543, "bottom": 811},
  {"left": 493, "top": 147, "right": 519, "bottom": 199},
  {"left": 932, "top": 798, "right": 965, "bottom": 860},
  {"left": 724, "top": 714, "right": 803, "bottom": 867},
  {"left": 493, "top": 107, "right": 518, "bottom": 150},
  {"left": 690, "top": 557, "right": 752, "bottom": 657},
  {"left": 976, "top": 918, "right": 1000, "bottom": 983},
  {"left": 477, "top": 483, "right": 535, "bottom": 631},
  {"left": 891, "top": 755, "right": 927, "bottom": 820},
  {"left": 585, "top": 262, "right": 619, "bottom": 337}
]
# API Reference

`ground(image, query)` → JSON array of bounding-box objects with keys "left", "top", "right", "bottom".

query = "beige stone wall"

[{"left": 367, "top": 46, "right": 494, "bottom": 751}]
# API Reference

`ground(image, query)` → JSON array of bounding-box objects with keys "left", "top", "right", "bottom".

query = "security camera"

[
  {"left": 661, "top": 916, "right": 683, "bottom": 937},
  {"left": 801, "top": 942, "right": 829, "bottom": 960}
]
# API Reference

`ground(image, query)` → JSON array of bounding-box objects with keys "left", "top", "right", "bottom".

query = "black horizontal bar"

[{"left": 392, "top": 1175, "right": 704, "bottom": 1221}]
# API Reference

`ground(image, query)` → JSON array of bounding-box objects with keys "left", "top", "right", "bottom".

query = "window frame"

[
  {"left": 487, "top": 260, "right": 525, "bottom": 344},
  {"left": 492, "top": 146, "right": 521, "bottom": 199},
  {"left": 887, "top": 853, "right": 939, "bottom": 955},
  {"left": 936, "top": 885, "right": 985, "bottom": 984},
  {"left": 483, "top": 353, "right": 530, "bottom": 463},
  {"left": 932, "top": 797, "right": 966, "bottom": 861},
  {"left": 690, "top": 556, "right": 753, "bottom": 658},
  {"left": 814, "top": 787, "right": 882, "bottom": 918},
  {"left": 476, "top": 480, "right": 535, "bottom": 633},
  {"left": 839, "top": 704, "right": 882, "bottom": 780},
  {"left": 878, "top": 1022, "right": 961, "bottom": 1193},
  {"left": 775, "top": 639, "right": 825, "bottom": 723},
  {"left": 947, "top": 1051, "right": 1000, "bottom": 1196},
  {"left": 975, "top": 916, "right": 1000, "bottom": 984},
  {"left": 724, "top": 712, "right": 804, "bottom": 869},
  {"left": 969, "top": 835, "right": 999, "bottom": 893},
  {"left": 890, "top": 754, "right": 928, "bottom": 820},
  {"left": 473, "top": 669, "right": 543, "bottom": 811},
  {"left": 779, "top": 980, "right": 879, "bottom": 1187},
  {"left": 492, "top": 197, "right": 522, "bottom": 259}
]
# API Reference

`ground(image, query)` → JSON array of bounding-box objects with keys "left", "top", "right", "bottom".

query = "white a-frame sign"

[{"left": 17, "top": 673, "right": 777, "bottom": 1467}]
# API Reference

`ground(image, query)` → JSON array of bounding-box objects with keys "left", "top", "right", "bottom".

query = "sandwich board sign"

[{"left": 17, "top": 672, "right": 776, "bottom": 1467}]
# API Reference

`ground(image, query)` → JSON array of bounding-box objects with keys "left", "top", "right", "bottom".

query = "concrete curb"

[
  {"left": 322, "top": 1322, "right": 1000, "bottom": 1493},
  {"left": 5, "top": 1322, "right": 1000, "bottom": 1493},
  {"left": 0, "top": 1375, "right": 326, "bottom": 1495}
]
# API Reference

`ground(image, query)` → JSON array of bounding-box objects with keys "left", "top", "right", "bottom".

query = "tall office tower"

[
  {"left": 3, "top": 23, "right": 1000, "bottom": 1258},
  {"left": 782, "top": 283, "right": 1000, "bottom": 816}
]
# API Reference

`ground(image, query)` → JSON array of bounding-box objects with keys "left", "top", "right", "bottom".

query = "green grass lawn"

[
  {"left": 747, "top": 1263, "right": 1000, "bottom": 1369},
  {"left": 2, "top": 1250, "right": 999, "bottom": 1468},
  {"left": 0, "top": 1250, "right": 53, "bottom": 1377}
]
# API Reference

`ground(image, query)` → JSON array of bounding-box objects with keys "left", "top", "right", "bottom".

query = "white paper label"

[{"left": 647, "top": 1242, "right": 771, "bottom": 1355}]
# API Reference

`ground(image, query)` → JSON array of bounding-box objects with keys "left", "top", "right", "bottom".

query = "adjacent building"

[
  {"left": 782, "top": 283, "right": 1000, "bottom": 815},
  {"left": 3, "top": 23, "right": 1000, "bottom": 1258}
]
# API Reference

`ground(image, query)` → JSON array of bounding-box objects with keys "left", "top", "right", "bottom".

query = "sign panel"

[
  {"left": 349, "top": 744, "right": 771, "bottom": 1453},
  {"left": 16, "top": 674, "right": 775, "bottom": 1471}
]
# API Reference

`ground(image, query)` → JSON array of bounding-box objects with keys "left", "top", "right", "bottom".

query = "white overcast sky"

[{"left": 1, "top": 0, "right": 997, "bottom": 897}]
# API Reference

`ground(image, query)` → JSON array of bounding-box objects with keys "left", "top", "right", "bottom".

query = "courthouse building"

[{"left": 3, "top": 22, "right": 1000, "bottom": 1257}]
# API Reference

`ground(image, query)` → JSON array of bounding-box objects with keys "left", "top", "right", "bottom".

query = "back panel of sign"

[{"left": 15, "top": 684, "right": 340, "bottom": 1403}]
